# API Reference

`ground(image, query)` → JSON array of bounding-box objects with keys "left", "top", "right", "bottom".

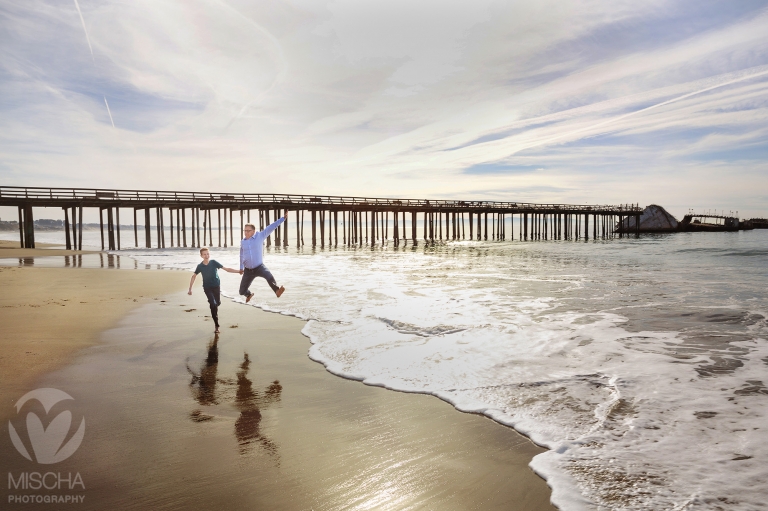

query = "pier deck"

[{"left": 1, "top": 186, "right": 642, "bottom": 249}]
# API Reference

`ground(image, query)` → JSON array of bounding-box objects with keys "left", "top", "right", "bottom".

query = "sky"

[{"left": 1, "top": 0, "right": 768, "bottom": 219}]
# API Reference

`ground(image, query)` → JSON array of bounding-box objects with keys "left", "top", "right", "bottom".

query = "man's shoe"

[
  {"left": 245, "top": 293, "right": 254, "bottom": 303},
  {"left": 276, "top": 286, "right": 285, "bottom": 298}
]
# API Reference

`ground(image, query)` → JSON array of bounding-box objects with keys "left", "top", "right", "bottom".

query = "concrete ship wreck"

[{"left": 618, "top": 205, "right": 761, "bottom": 233}]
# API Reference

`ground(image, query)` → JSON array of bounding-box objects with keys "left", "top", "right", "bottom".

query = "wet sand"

[
  {"left": 0, "top": 266, "right": 556, "bottom": 510},
  {"left": 0, "top": 239, "right": 100, "bottom": 258},
  {"left": 0, "top": 264, "right": 189, "bottom": 420}
]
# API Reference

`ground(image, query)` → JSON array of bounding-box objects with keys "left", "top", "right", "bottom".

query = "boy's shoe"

[
  {"left": 276, "top": 286, "right": 285, "bottom": 298},
  {"left": 245, "top": 293, "right": 254, "bottom": 303}
]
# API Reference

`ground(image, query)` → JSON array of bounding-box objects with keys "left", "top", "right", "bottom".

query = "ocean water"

[{"left": 3, "top": 228, "right": 767, "bottom": 510}]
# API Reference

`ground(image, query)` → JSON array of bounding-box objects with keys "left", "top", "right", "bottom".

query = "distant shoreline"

[{"left": 0, "top": 220, "right": 165, "bottom": 232}]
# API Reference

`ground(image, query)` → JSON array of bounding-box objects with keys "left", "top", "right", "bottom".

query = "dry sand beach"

[
  {"left": 0, "top": 244, "right": 555, "bottom": 510},
  {"left": 0, "top": 242, "right": 189, "bottom": 421}
]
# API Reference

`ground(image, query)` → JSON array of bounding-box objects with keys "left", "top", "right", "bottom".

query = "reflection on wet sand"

[
  {"left": 187, "top": 336, "right": 282, "bottom": 458},
  {"left": 2, "top": 253, "right": 126, "bottom": 268},
  {"left": 235, "top": 353, "right": 281, "bottom": 457},
  {"left": 188, "top": 335, "right": 220, "bottom": 409},
  {"left": 0, "top": 252, "right": 178, "bottom": 270}
]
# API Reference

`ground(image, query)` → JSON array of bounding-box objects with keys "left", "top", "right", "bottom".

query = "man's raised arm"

[{"left": 261, "top": 214, "right": 286, "bottom": 238}]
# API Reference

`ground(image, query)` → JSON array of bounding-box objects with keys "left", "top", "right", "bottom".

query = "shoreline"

[
  {"left": 0, "top": 239, "right": 101, "bottom": 258},
  {"left": 0, "top": 255, "right": 189, "bottom": 421},
  {"left": 0, "top": 256, "right": 556, "bottom": 510}
]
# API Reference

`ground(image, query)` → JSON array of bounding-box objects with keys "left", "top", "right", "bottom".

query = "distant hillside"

[
  {"left": 0, "top": 219, "right": 136, "bottom": 231},
  {"left": 0, "top": 219, "right": 65, "bottom": 231}
]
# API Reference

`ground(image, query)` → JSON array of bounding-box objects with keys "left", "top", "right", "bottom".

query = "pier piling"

[{"left": 0, "top": 187, "right": 647, "bottom": 252}]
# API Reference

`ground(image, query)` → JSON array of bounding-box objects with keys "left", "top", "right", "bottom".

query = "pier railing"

[
  {"left": 1, "top": 185, "right": 643, "bottom": 250},
  {"left": 0, "top": 186, "right": 642, "bottom": 213}
]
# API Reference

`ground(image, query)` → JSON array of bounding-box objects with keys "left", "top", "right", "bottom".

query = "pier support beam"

[
  {"left": 71, "top": 206, "right": 78, "bottom": 250},
  {"left": 115, "top": 208, "right": 120, "bottom": 250},
  {"left": 63, "top": 208, "right": 71, "bottom": 250},
  {"left": 195, "top": 207, "right": 205, "bottom": 248},
  {"left": 320, "top": 210, "right": 326, "bottom": 248},
  {"left": 217, "top": 209, "right": 222, "bottom": 247},
  {"left": 593, "top": 214, "right": 597, "bottom": 240},
  {"left": 99, "top": 208, "right": 105, "bottom": 250},
  {"left": 394, "top": 211, "right": 399, "bottom": 245},
  {"left": 107, "top": 207, "right": 115, "bottom": 250},
  {"left": 370, "top": 210, "right": 375, "bottom": 246},
  {"left": 584, "top": 214, "right": 589, "bottom": 241},
  {"left": 156, "top": 208, "right": 163, "bottom": 248},
  {"left": 524, "top": 213, "right": 528, "bottom": 241},
  {"left": 193, "top": 208, "right": 198, "bottom": 247},
  {"left": 297, "top": 210, "right": 302, "bottom": 248},
  {"left": 262, "top": 210, "right": 269, "bottom": 247},
  {"left": 18, "top": 206, "right": 25, "bottom": 248},
  {"left": 77, "top": 207, "right": 82, "bottom": 250},
  {"left": 143, "top": 209, "right": 150, "bottom": 248},
  {"left": 21, "top": 204, "right": 35, "bottom": 248},
  {"left": 222, "top": 209, "right": 227, "bottom": 248},
  {"left": 311, "top": 211, "right": 316, "bottom": 247},
  {"left": 190, "top": 208, "right": 196, "bottom": 248}
]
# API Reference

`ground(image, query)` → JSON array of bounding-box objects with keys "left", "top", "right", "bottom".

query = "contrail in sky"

[
  {"left": 104, "top": 97, "right": 115, "bottom": 128},
  {"left": 73, "top": 0, "right": 115, "bottom": 128},
  {"left": 72, "top": 0, "right": 94, "bottom": 62}
]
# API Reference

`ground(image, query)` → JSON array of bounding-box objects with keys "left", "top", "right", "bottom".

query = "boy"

[{"left": 189, "top": 247, "right": 241, "bottom": 333}]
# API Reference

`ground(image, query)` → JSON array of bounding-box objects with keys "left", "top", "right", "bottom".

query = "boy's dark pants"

[{"left": 203, "top": 286, "right": 220, "bottom": 327}]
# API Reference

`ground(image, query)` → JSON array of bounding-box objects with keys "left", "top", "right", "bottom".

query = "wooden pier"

[{"left": 0, "top": 186, "right": 643, "bottom": 249}]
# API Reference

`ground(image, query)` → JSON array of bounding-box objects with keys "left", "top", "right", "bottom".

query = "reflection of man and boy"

[
  {"left": 186, "top": 215, "right": 287, "bottom": 453},
  {"left": 188, "top": 213, "right": 287, "bottom": 333},
  {"left": 187, "top": 335, "right": 282, "bottom": 455}
]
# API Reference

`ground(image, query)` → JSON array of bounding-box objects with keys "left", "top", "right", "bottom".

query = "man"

[
  {"left": 189, "top": 247, "right": 241, "bottom": 333},
  {"left": 239, "top": 213, "right": 286, "bottom": 303}
]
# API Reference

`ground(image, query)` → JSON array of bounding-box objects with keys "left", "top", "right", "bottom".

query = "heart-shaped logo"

[{"left": 8, "top": 388, "right": 85, "bottom": 464}]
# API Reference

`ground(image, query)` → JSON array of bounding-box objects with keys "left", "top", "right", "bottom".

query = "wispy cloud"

[{"left": 1, "top": 0, "right": 767, "bottom": 217}]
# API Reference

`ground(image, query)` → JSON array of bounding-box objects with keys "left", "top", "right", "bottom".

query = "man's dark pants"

[{"left": 239, "top": 264, "right": 279, "bottom": 297}]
